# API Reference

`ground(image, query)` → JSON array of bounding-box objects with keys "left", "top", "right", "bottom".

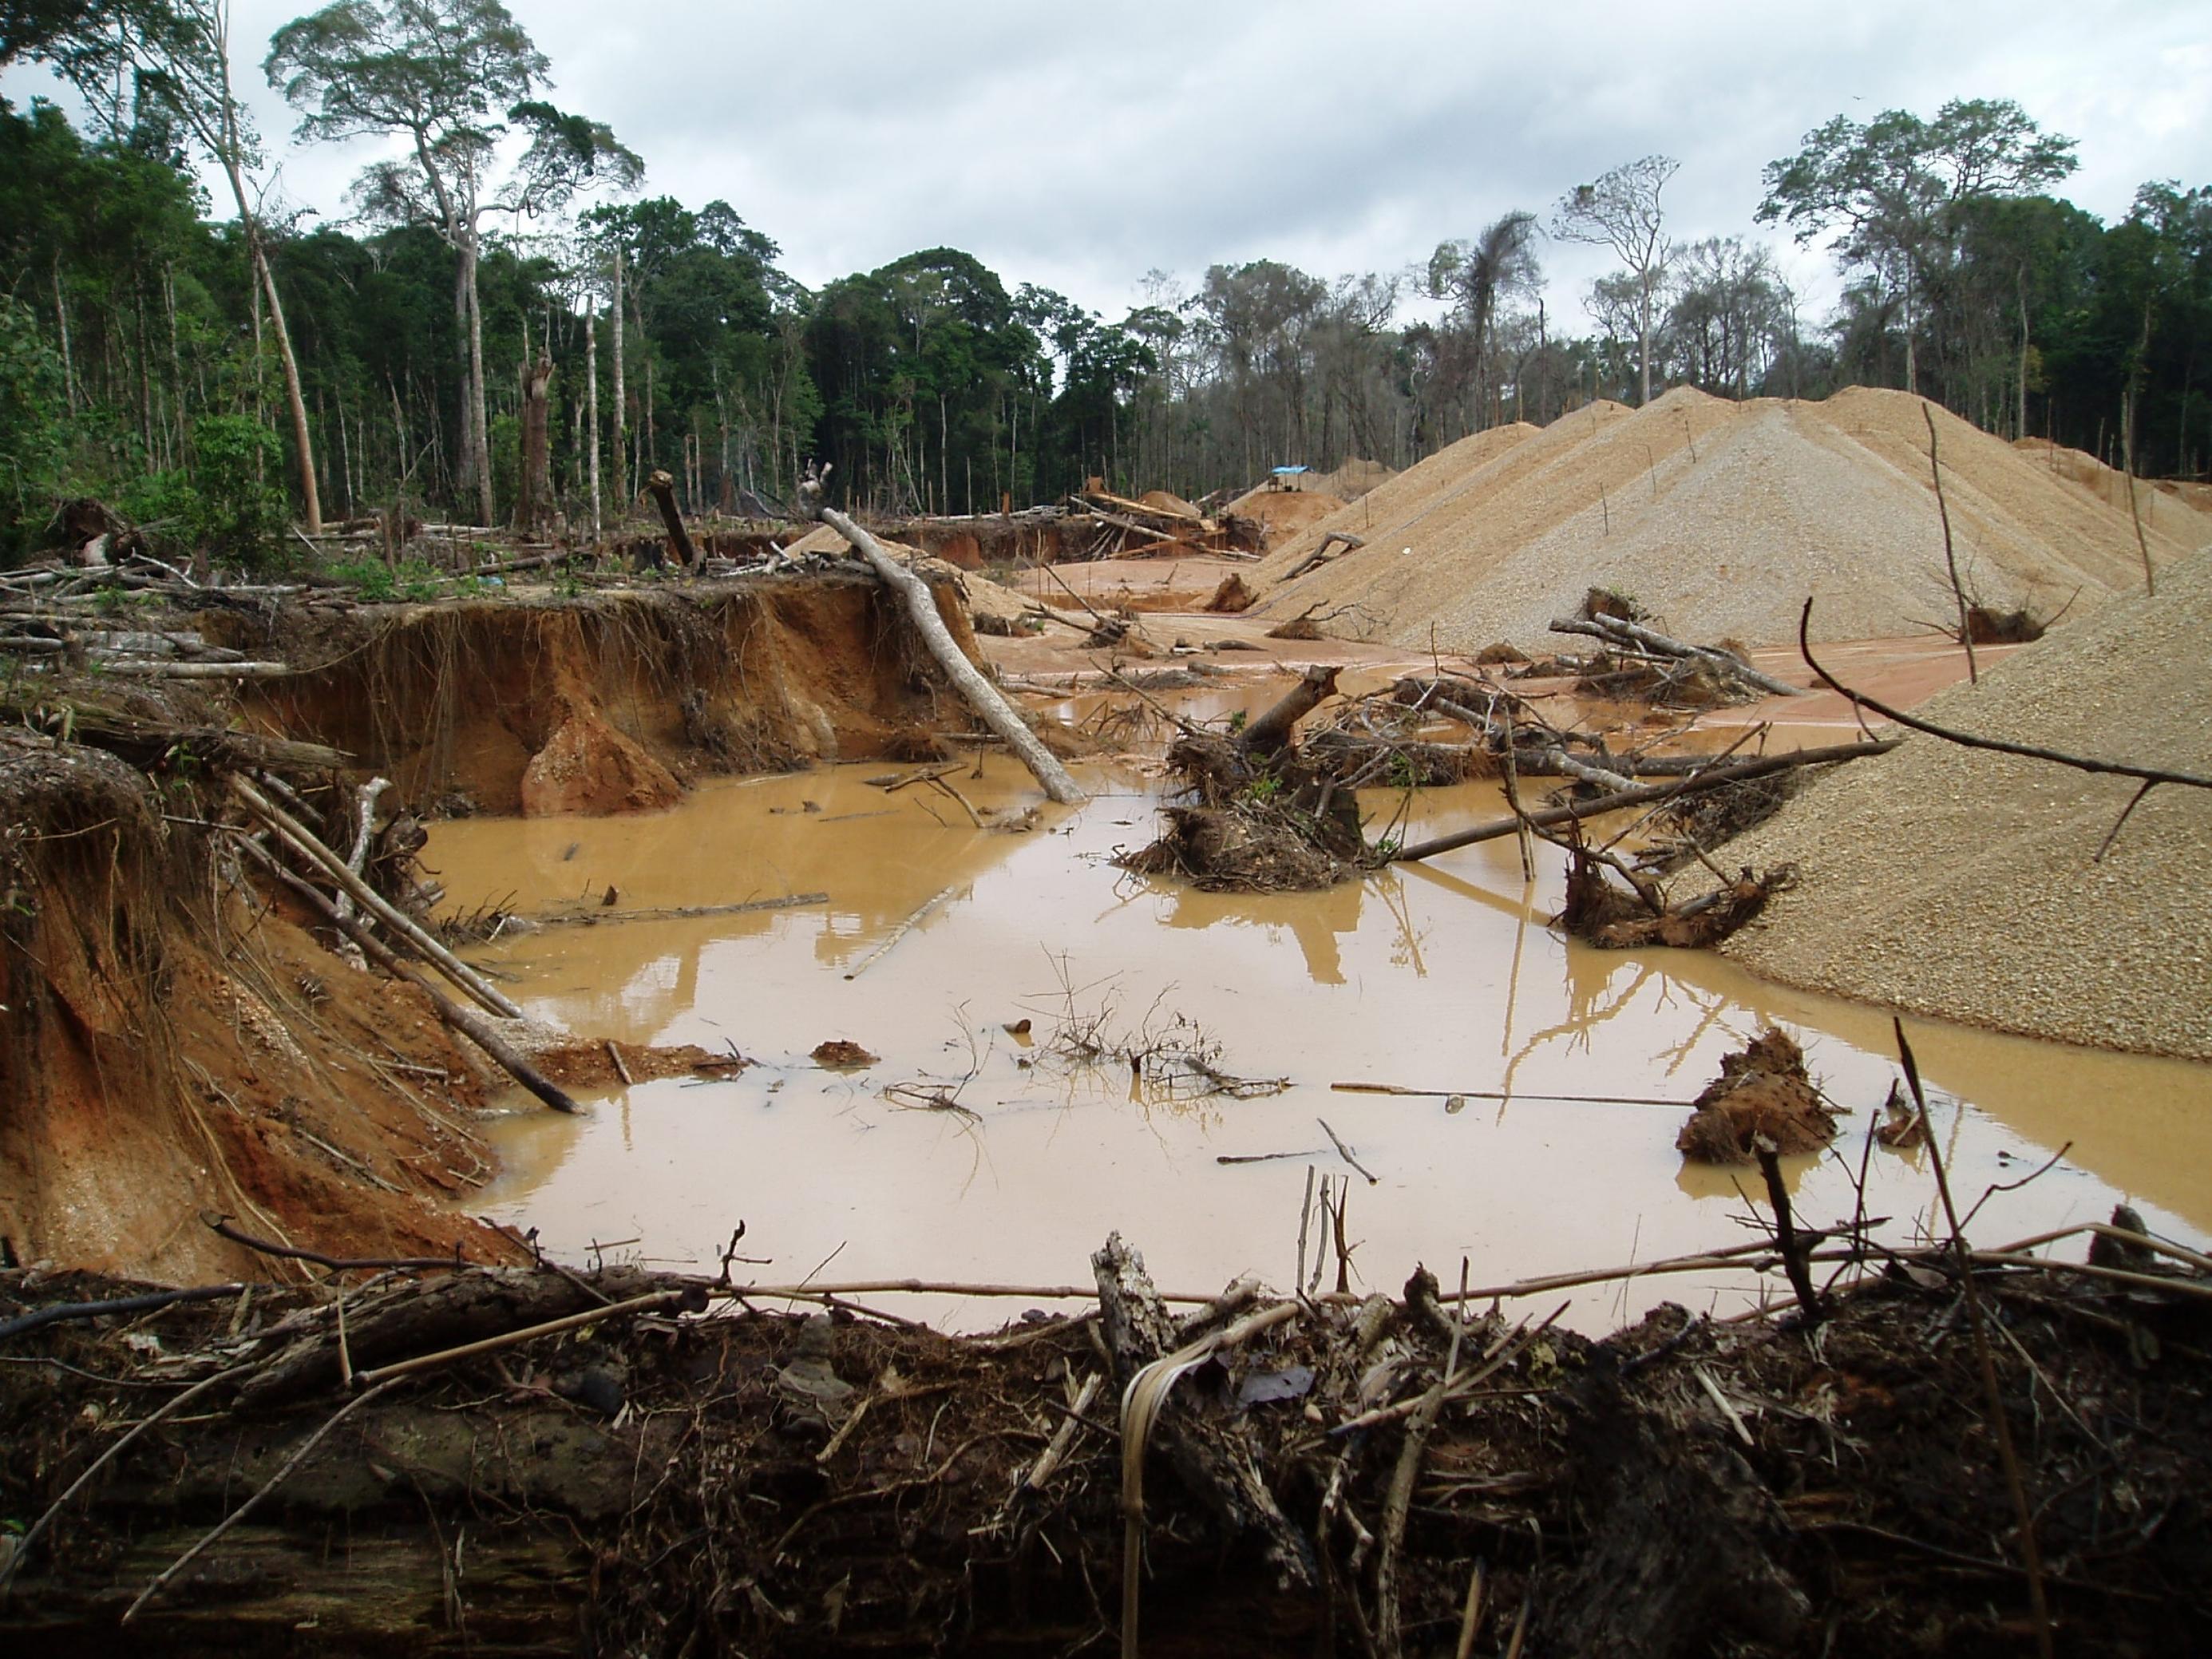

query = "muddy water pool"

[{"left": 429, "top": 745, "right": 2212, "bottom": 1331}]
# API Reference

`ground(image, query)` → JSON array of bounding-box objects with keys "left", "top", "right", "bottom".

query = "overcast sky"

[{"left": 9, "top": 0, "right": 2210, "bottom": 328}]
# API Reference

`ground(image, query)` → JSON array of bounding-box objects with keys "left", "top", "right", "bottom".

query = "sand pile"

[
  {"left": 1708, "top": 544, "right": 2212, "bottom": 1059},
  {"left": 1313, "top": 455, "right": 1397, "bottom": 499},
  {"left": 1250, "top": 388, "right": 2211, "bottom": 650},
  {"left": 1225, "top": 487, "right": 1347, "bottom": 541},
  {"left": 2012, "top": 435, "right": 2212, "bottom": 527}
]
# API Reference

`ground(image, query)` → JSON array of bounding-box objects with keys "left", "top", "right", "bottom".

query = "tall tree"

[
  {"left": 1758, "top": 98, "right": 2075, "bottom": 394},
  {"left": 267, "top": 0, "right": 639, "bottom": 524},
  {"left": 1427, "top": 211, "right": 1541, "bottom": 430},
  {"left": 1553, "top": 154, "right": 1678, "bottom": 406}
]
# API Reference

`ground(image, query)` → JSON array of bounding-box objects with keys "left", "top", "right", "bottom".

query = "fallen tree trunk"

[
  {"left": 1390, "top": 739, "right": 1898, "bottom": 863},
  {"left": 235, "top": 837, "right": 580, "bottom": 1117},
  {"left": 1549, "top": 614, "right": 1804, "bottom": 699},
  {"left": 231, "top": 775, "right": 525, "bottom": 1021},
  {"left": 799, "top": 476, "right": 1084, "bottom": 806},
  {"left": 1241, "top": 663, "right": 1339, "bottom": 755}
]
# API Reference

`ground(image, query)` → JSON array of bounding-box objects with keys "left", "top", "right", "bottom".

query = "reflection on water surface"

[{"left": 429, "top": 749, "right": 2212, "bottom": 1330}]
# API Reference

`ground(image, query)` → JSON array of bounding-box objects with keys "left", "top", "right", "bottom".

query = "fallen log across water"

[
  {"left": 1387, "top": 738, "right": 1898, "bottom": 862},
  {"left": 798, "top": 468, "right": 1084, "bottom": 805}
]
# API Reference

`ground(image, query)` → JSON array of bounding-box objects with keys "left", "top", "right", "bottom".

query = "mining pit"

[{"left": 4, "top": 533, "right": 2210, "bottom": 1655}]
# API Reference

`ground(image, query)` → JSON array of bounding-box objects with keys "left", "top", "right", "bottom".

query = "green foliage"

[
  {"left": 328, "top": 556, "right": 442, "bottom": 601},
  {"left": 0, "top": 295, "right": 69, "bottom": 548},
  {"left": 186, "top": 414, "right": 290, "bottom": 568},
  {"left": 328, "top": 556, "right": 394, "bottom": 600}
]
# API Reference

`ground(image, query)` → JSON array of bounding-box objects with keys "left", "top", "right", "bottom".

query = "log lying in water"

[{"left": 798, "top": 473, "right": 1084, "bottom": 806}]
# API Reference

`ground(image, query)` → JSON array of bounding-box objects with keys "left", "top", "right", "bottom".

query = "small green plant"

[
  {"left": 396, "top": 561, "right": 442, "bottom": 603},
  {"left": 1226, "top": 709, "right": 1249, "bottom": 734},
  {"left": 330, "top": 558, "right": 397, "bottom": 601},
  {"left": 1244, "top": 774, "right": 1284, "bottom": 804}
]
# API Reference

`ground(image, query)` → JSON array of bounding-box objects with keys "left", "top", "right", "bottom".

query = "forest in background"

[{"left": 2, "top": 0, "right": 2209, "bottom": 564}]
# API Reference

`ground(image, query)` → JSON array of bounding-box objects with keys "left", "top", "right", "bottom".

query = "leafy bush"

[
  {"left": 123, "top": 415, "right": 292, "bottom": 572},
  {"left": 0, "top": 298, "right": 69, "bottom": 560},
  {"left": 188, "top": 415, "right": 291, "bottom": 570}
]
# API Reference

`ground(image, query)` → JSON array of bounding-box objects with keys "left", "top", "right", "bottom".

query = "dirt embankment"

[
  {"left": 0, "top": 733, "right": 520, "bottom": 1283},
  {"left": 228, "top": 572, "right": 983, "bottom": 816},
  {"left": 0, "top": 569, "right": 1017, "bottom": 1285},
  {"left": 1709, "top": 544, "right": 2212, "bottom": 1059}
]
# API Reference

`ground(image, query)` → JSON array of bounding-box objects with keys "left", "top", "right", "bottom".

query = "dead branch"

[
  {"left": 799, "top": 468, "right": 1083, "bottom": 805},
  {"left": 1798, "top": 600, "right": 2212, "bottom": 795},
  {"left": 1924, "top": 403, "right": 1979, "bottom": 686},
  {"left": 1389, "top": 739, "right": 1897, "bottom": 863}
]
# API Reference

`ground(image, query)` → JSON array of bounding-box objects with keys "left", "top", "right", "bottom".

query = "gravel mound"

[
  {"left": 1249, "top": 387, "right": 2212, "bottom": 651},
  {"left": 1708, "top": 545, "right": 2212, "bottom": 1059}
]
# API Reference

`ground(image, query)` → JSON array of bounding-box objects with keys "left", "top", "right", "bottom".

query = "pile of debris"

[
  {"left": 3, "top": 1217, "right": 2207, "bottom": 1653},
  {"left": 1118, "top": 667, "right": 1367, "bottom": 891}
]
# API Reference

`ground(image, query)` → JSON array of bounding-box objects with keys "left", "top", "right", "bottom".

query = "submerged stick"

[
  {"left": 1317, "top": 1118, "right": 1378, "bottom": 1184},
  {"left": 530, "top": 891, "right": 828, "bottom": 929},
  {"left": 1335, "top": 1081, "right": 1688, "bottom": 1109},
  {"left": 843, "top": 881, "right": 960, "bottom": 979},
  {"left": 798, "top": 471, "right": 1084, "bottom": 806}
]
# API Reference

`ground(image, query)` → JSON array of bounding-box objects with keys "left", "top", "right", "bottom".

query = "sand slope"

[
  {"left": 1709, "top": 545, "right": 2212, "bottom": 1059},
  {"left": 1250, "top": 387, "right": 2212, "bottom": 651}
]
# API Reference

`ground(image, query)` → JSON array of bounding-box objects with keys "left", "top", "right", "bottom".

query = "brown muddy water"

[{"left": 429, "top": 729, "right": 2212, "bottom": 1332}]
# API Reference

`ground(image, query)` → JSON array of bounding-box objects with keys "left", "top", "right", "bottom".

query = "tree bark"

[
  {"left": 235, "top": 195, "right": 322, "bottom": 533},
  {"left": 645, "top": 469, "right": 696, "bottom": 568},
  {"left": 799, "top": 485, "right": 1084, "bottom": 805},
  {"left": 516, "top": 351, "right": 552, "bottom": 534},
  {"left": 466, "top": 243, "right": 494, "bottom": 527},
  {"left": 587, "top": 298, "right": 602, "bottom": 538},
  {"left": 611, "top": 242, "right": 627, "bottom": 509},
  {"left": 1241, "top": 664, "right": 1339, "bottom": 755}
]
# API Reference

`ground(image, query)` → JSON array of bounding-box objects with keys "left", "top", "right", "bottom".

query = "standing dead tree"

[{"left": 797, "top": 466, "right": 1084, "bottom": 805}]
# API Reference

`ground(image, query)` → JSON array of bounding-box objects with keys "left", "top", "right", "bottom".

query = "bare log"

[
  {"left": 231, "top": 775, "right": 525, "bottom": 1021},
  {"left": 235, "top": 837, "right": 579, "bottom": 1116},
  {"left": 1549, "top": 614, "right": 1804, "bottom": 699},
  {"left": 798, "top": 472, "right": 1084, "bottom": 805},
  {"left": 1241, "top": 664, "right": 1339, "bottom": 755},
  {"left": 1390, "top": 739, "right": 1897, "bottom": 863}
]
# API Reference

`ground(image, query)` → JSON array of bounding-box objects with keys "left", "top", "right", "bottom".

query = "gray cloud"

[{"left": 7, "top": 0, "right": 2206, "bottom": 328}]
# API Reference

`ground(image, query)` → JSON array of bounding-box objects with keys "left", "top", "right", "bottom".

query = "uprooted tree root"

[
  {"left": 3, "top": 1222, "right": 2209, "bottom": 1654},
  {"left": 1551, "top": 816, "right": 1795, "bottom": 951},
  {"left": 1676, "top": 1028, "right": 1840, "bottom": 1163},
  {"left": 1118, "top": 669, "right": 1367, "bottom": 893}
]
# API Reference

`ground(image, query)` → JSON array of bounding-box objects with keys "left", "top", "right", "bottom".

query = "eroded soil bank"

[{"left": 0, "top": 569, "right": 1000, "bottom": 1283}]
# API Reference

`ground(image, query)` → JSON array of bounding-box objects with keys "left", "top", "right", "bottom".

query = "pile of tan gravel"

[
  {"left": 1249, "top": 387, "right": 2212, "bottom": 651},
  {"left": 1708, "top": 545, "right": 2212, "bottom": 1059}
]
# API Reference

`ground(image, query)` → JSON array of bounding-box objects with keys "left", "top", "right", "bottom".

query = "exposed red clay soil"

[
  {"left": 229, "top": 572, "right": 985, "bottom": 816},
  {"left": 0, "top": 733, "right": 524, "bottom": 1284}
]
